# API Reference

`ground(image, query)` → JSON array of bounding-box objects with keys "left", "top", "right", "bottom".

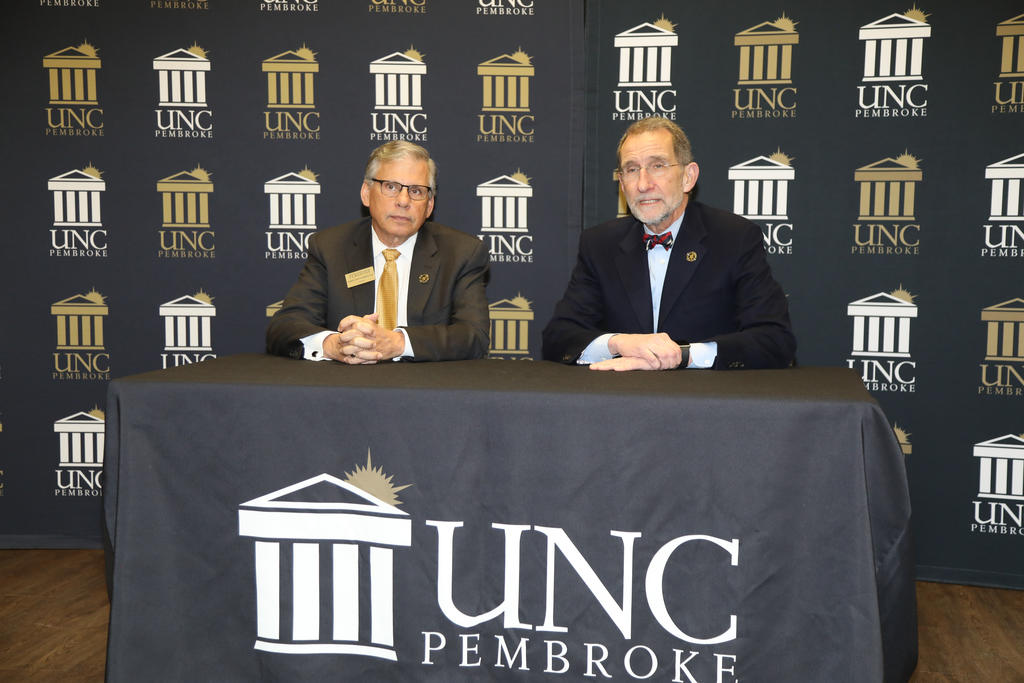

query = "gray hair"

[
  {"left": 616, "top": 116, "right": 694, "bottom": 168},
  {"left": 364, "top": 141, "right": 437, "bottom": 193}
]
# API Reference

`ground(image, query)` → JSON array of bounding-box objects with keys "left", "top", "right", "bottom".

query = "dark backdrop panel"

[
  {"left": 584, "top": 0, "right": 1023, "bottom": 588},
  {"left": 0, "top": 0, "right": 583, "bottom": 545}
]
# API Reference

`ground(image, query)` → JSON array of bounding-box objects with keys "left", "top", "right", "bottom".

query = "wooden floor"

[{"left": 1, "top": 550, "right": 1022, "bottom": 682}]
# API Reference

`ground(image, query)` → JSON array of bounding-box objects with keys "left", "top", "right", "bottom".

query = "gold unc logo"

[
  {"left": 993, "top": 13, "right": 1024, "bottom": 113},
  {"left": 157, "top": 166, "right": 216, "bottom": 259},
  {"left": 978, "top": 298, "right": 1024, "bottom": 397},
  {"left": 851, "top": 153, "right": 922, "bottom": 255},
  {"left": 731, "top": 15, "right": 798, "bottom": 119},
  {"left": 44, "top": 42, "right": 104, "bottom": 136},
  {"left": 263, "top": 46, "right": 321, "bottom": 140},
  {"left": 489, "top": 295, "right": 534, "bottom": 357},
  {"left": 477, "top": 50, "right": 534, "bottom": 143},
  {"left": 51, "top": 290, "right": 110, "bottom": 381}
]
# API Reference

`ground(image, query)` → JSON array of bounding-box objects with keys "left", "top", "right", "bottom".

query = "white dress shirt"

[
  {"left": 301, "top": 229, "right": 417, "bottom": 360},
  {"left": 578, "top": 213, "right": 717, "bottom": 368}
]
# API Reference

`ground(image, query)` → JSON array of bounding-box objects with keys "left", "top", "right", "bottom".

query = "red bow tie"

[{"left": 642, "top": 232, "right": 673, "bottom": 250}]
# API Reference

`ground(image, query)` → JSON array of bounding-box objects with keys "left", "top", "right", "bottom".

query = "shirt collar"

[
  {"left": 643, "top": 211, "right": 685, "bottom": 240},
  {"left": 370, "top": 225, "right": 418, "bottom": 259}
]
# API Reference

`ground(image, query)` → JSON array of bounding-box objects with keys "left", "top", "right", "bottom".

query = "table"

[{"left": 104, "top": 354, "right": 916, "bottom": 681}]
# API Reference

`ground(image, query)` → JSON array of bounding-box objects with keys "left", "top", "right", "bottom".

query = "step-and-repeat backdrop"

[
  {"left": 0, "top": 0, "right": 583, "bottom": 543},
  {"left": 1, "top": 0, "right": 1021, "bottom": 589},
  {"left": 585, "top": 1, "right": 1023, "bottom": 588}
]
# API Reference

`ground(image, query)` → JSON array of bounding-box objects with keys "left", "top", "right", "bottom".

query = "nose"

[
  {"left": 394, "top": 186, "right": 412, "bottom": 205},
  {"left": 635, "top": 166, "right": 656, "bottom": 190}
]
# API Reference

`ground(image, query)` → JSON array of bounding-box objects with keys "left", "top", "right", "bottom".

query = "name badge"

[{"left": 345, "top": 266, "right": 375, "bottom": 288}]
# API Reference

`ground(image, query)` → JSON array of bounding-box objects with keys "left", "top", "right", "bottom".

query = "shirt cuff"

[
  {"left": 395, "top": 328, "right": 413, "bottom": 360},
  {"left": 301, "top": 330, "right": 336, "bottom": 361},
  {"left": 688, "top": 341, "right": 717, "bottom": 368},
  {"left": 576, "top": 333, "right": 615, "bottom": 365}
]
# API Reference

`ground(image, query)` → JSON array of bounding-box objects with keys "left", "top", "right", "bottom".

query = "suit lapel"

[
  {"left": 659, "top": 204, "right": 708, "bottom": 329},
  {"left": 614, "top": 220, "right": 655, "bottom": 332},
  {"left": 406, "top": 223, "right": 440, "bottom": 324},
  {"left": 346, "top": 220, "right": 375, "bottom": 315}
]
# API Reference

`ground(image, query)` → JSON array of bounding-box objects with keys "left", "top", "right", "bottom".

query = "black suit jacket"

[
  {"left": 542, "top": 201, "right": 795, "bottom": 369},
  {"left": 266, "top": 218, "right": 490, "bottom": 361}
]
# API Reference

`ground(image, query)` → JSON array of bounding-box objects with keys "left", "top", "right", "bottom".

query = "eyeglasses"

[
  {"left": 614, "top": 162, "right": 681, "bottom": 182},
  {"left": 370, "top": 178, "right": 432, "bottom": 201}
]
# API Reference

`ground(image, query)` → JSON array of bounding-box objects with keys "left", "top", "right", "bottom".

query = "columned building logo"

[
  {"left": 982, "top": 153, "right": 1024, "bottom": 258},
  {"left": 852, "top": 153, "right": 922, "bottom": 255},
  {"left": 369, "top": 49, "right": 428, "bottom": 142},
  {"left": 43, "top": 42, "right": 104, "bottom": 136},
  {"left": 974, "top": 435, "right": 1024, "bottom": 501},
  {"left": 157, "top": 166, "right": 215, "bottom": 259},
  {"left": 477, "top": 172, "right": 533, "bottom": 263},
  {"left": 159, "top": 291, "right": 216, "bottom": 368},
  {"left": 262, "top": 46, "right": 320, "bottom": 140},
  {"left": 978, "top": 298, "right": 1024, "bottom": 397},
  {"left": 266, "top": 300, "right": 283, "bottom": 318},
  {"left": 856, "top": 9, "right": 931, "bottom": 117},
  {"left": 477, "top": 50, "right": 534, "bottom": 143},
  {"left": 972, "top": 434, "right": 1024, "bottom": 536},
  {"left": 51, "top": 290, "right": 110, "bottom": 381},
  {"left": 994, "top": 14, "right": 1024, "bottom": 114},
  {"left": 732, "top": 15, "right": 798, "bottom": 119},
  {"left": 612, "top": 17, "right": 678, "bottom": 120},
  {"left": 985, "top": 152, "right": 1024, "bottom": 221},
  {"left": 54, "top": 410, "right": 104, "bottom": 469},
  {"left": 153, "top": 45, "right": 213, "bottom": 139},
  {"left": 238, "top": 464, "right": 412, "bottom": 658},
  {"left": 489, "top": 295, "right": 534, "bottom": 357},
  {"left": 48, "top": 166, "right": 107, "bottom": 258},
  {"left": 847, "top": 288, "right": 918, "bottom": 392},
  {"left": 53, "top": 408, "right": 105, "bottom": 497},
  {"left": 728, "top": 152, "right": 794, "bottom": 255},
  {"left": 265, "top": 168, "right": 320, "bottom": 260}
]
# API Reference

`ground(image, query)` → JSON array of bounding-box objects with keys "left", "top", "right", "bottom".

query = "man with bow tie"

[{"left": 542, "top": 116, "right": 796, "bottom": 370}]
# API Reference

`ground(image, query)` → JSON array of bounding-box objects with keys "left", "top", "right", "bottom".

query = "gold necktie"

[{"left": 377, "top": 248, "right": 400, "bottom": 331}]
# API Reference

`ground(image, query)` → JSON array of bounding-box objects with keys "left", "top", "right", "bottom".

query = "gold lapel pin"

[
  {"left": 419, "top": 273, "right": 430, "bottom": 283},
  {"left": 686, "top": 251, "right": 697, "bottom": 262}
]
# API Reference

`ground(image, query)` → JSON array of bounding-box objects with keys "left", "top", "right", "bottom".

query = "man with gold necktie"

[{"left": 266, "top": 141, "right": 490, "bottom": 363}]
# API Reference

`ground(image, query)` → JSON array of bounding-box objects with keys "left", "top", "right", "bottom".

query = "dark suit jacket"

[
  {"left": 266, "top": 218, "right": 490, "bottom": 361},
  {"left": 542, "top": 201, "right": 796, "bottom": 369}
]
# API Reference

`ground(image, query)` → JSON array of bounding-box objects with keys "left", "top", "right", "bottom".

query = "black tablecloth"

[{"left": 104, "top": 354, "right": 916, "bottom": 682}]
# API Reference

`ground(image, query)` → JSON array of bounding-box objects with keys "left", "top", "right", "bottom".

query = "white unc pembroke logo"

[
  {"left": 477, "top": 172, "right": 533, "bottom": 263},
  {"left": 238, "top": 472, "right": 412, "bottom": 658},
  {"left": 971, "top": 434, "right": 1024, "bottom": 538},
  {"left": 727, "top": 152, "right": 794, "bottom": 255},
  {"left": 982, "top": 152, "right": 1024, "bottom": 258},
  {"left": 611, "top": 17, "right": 678, "bottom": 121},
  {"left": 369, "top": 49, "right": 428, "bottom": 142},
  {"left": 846, "top": 289, "right": 918, "bottom": 393},
  {"left": 855, "top": 9, "right": 931, "bottom": 118}
]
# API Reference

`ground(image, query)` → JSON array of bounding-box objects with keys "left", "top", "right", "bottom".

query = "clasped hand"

[
  {"left": 323, "top": 314, "right": 404, "bottom": 364},
  {"left": 589, "top": 332, "right": 683, "bottom": 371}
]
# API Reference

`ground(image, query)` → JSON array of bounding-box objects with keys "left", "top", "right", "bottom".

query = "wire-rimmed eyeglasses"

[
  {"left": 614, "top": 162, "right": 681, "bottom": 183},
  {"left": 370, "top": 178, "right": 433, "bottom": 201}
]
